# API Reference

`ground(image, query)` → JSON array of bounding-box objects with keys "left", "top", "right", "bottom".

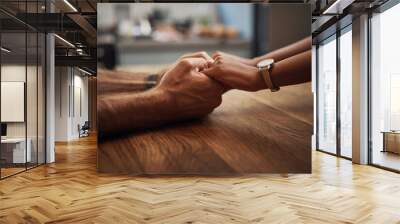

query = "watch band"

[
  {"left": 259, "top": 66, "right": 280, "bottom": 92},
  {"left": 145, "top": 74, "right": 159, "bottom": 89}
]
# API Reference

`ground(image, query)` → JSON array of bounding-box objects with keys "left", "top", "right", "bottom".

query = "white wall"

[
  {"left": 54, "top": 67, "right": 89, "bottom": 141},
  {"left": 1, "top": 65, "right": 26, "bottom": 140},
  {"left": 55, "top": 67, "right": 70, "bottom": 141},
  {"left": 74, "top": 74, "right": 89, "bottom": 123},
  {"left": 1, "top": 65, "right": 26, "bottom": 138},
  {"left": 71, "top": 73, "right": 89, "bottom": 138},
  {"left": 1, "top": 63, "right": 46, "bottom": 164},
  {"left": 1, "top": 65, "right": 36, "bottom": 138}
]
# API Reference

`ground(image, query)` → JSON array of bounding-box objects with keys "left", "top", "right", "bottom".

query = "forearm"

[
  {"left": 270, "top": 50, "right": 311, "bottom": 88},
  {"left": 98, "top": 88, "right": 174, "bottom": 138},
  {"left": 98, "top": 56, "right": 225, "bottom": 138},
  {"left": 253, "top": 36, "right": 311, "bottom": 64},
  {"left": 98, "top": 69, "right": 165, "bottom": 95}
]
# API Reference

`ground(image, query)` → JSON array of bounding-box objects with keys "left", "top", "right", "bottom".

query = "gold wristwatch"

[{"left": 257, "top": 59, "right": 280, "bottom": 92}]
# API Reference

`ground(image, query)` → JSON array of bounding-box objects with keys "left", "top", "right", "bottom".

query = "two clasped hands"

[
  {"left": 154, "top": 51, "right": 262, "bottom": 121},
  {"left": 98, "top": 37, "right": 311, "bottom": 137}
]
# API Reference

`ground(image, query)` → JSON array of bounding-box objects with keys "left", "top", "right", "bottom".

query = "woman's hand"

[
  {"left": 212, "top": 51, "right": 257, "bottom": 66},
  {"left": 179, "top": 51, "right": 215, "bottom": 68},
  {"left": 202, "top": 56, "right": 266, "bottom": 92}
]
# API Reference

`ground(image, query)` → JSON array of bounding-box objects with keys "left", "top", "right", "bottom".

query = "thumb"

[
  {"left": 201, "top": 68, "right": 232, "bottom": 93},
  {"left": 202, "top": 66, "right": 217, "bottom": 78},
  {"left": 182, "top": 57, "right": 208, "bottom": 72}
]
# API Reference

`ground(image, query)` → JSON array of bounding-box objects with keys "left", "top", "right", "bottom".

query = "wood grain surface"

[
  {"left": 98, "top": 83, "right": 313, "bottom": 174},
  {"left": 2, "top": 136, "right": 400, "bottom": 223}
]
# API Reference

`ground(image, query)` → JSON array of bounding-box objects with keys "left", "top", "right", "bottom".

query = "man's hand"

[
  {"left": 98, "top": 56, "right": 226, "bottom": 137},
  {"left": 156, "top": 57, "right": 225, "bottom": 119},
  {"left": 203, "top": 57, "right": 265, "bottom": 92}
]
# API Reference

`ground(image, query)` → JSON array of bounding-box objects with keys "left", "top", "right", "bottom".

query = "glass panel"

[
  {"left": 26, "top": 0, "right": 39, "bottom": 169},
  {"left": 1, "top": 31, "right": 27, "bottom": 177},
  {"left": 36, "top": 0, "right": 46, "bottom": 165},
  {"left": 371, "top": 3, "right": 400, "bottom": 171},
  {"left": 0, "top": 0, "right": 46, "bottom": 178},
  {"left": 38, "top": 32, "right": 45, "bottom": 165},
  {"left": 339, "top": 28, "right": 352, "bottom": 158},
  {"left": 317, "top": 36, "right": 337, "bottom": 154},
  {"left": 27, "top": 31, "right": 38, "bottom": 169}
]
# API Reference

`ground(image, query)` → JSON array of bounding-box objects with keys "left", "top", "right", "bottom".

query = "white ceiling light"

[
  {"left": 78, "top": 67, "right": 93, "bottom": 76},
  {"left": 76, "top": 48, "right": 85, "bottom": 55},
  {"left": 63, "top": 0, "right": 78, "bottom": 12},
  {"left": 1, "top": 47, "right": 11, "bottom": 53},
  {"left": 323, "top": 0, "right": 355, "bottom": 15},
  {"left": 54, "top": 34, "right": 75, "bottom": 48}
]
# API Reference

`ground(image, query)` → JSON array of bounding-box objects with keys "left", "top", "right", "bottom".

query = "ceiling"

[
  {"left": 1, "top": 0, "right": 392, "bottom": 71},
  {"left": 0, "top": 0, "right": 97, "bottom": 72}
]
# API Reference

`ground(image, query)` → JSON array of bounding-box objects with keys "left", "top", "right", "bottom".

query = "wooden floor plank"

[{"left": 0, "top": 136, "right": 400, "bottom": 223}]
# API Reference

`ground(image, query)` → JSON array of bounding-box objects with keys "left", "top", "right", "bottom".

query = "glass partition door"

[
  {"left": 1, "top": 31, "right": 28, "bottom": 177},
  {"left": 339, "top": 28, "right": 352, "bottom": 158},
  {"left": 316, "top": 25, "right": 353, "bottom": 159},
  {"left": 370, "top": 2, "right": 400, "bottom": 171},
  {"left": 317, "top": 35, "right": 337, "bottom": 154},
  {"left": 0, "top": 1, "right": 46, "bottom": 179}
]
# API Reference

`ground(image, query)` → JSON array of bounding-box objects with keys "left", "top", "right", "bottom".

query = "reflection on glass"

[
  {"left": 0, "top": 0, "right": 46, "bottom": 179},
  {"left": 1, "top": 31, "right": 27, "bottom": 177},
  {"left": 340, "top": 29, "right": 352, "bottom": 158},
  {"left": 27, "top": 31, "right": 38, "bottom": 169},
  {"left": 318, "top": 36, "right": 337, "bottom": 154},
  {"left": 38, "top": 33, "right": 46, "bottom": 165},
  {"left": 371, "top": 3, "right": 400, "bottom": 171}
]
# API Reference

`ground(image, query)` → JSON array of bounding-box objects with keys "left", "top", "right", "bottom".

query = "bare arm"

[
  {"left": 98, "top": 57, "right": 224, "bottom": 138},
  {"left": 203, "top": 50, "right": 311, "bottom": 91},
  {"left": 269, "top": 50, "right": 311, "bottom": 87},
  {"left": 98, "top": 89, "right": 171, "bottom": 138},
  {"left": 253, "top": 36, "right": 312, "bottom": 64},
  {"left": 212, "top": 36, "right": 311, "bottom": 66},
  {"left": 98, "top": 69, "right": 164, "bottom": 95},
  {"left": 98, "top": 52, "right": 214, "bottom": 95}
]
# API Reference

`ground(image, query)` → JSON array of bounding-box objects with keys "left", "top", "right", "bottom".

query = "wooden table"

[
  {"left": 382, "top": 131, "right": 400, "bottom": 154},
  {"left": 1, "top": 138, "right": 32, "bottom": 165},
  {"left": 98, "top": 83, "right": 313, "bottom": 175}
]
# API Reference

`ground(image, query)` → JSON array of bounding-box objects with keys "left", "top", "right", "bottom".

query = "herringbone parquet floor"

[{"left": 1, "top": 135, "right": 400, "bottom": 224}]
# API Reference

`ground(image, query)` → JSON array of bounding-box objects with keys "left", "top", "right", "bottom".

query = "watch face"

[{"left": 257, "top": 59, "right": 274, "bottom": 68}]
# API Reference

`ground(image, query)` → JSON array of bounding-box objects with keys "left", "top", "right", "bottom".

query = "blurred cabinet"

[
  {"left": 1, "top": 138, "right": 32, "bottom": 164},
  {"left": 117, "top": 39, "right": 251, "bottom": 66}
]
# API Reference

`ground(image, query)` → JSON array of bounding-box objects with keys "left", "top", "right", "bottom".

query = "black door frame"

[
  {"left": 315, "top": 21, "right": 353, "bottom": 161},
  {"left": 0, "top": 0, "right": 47, "bottom": 180}
]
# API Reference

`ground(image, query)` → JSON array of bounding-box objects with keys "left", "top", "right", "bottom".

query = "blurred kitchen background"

[{"left": 97, "top": 3, "right": 310, "bottom": 70}]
